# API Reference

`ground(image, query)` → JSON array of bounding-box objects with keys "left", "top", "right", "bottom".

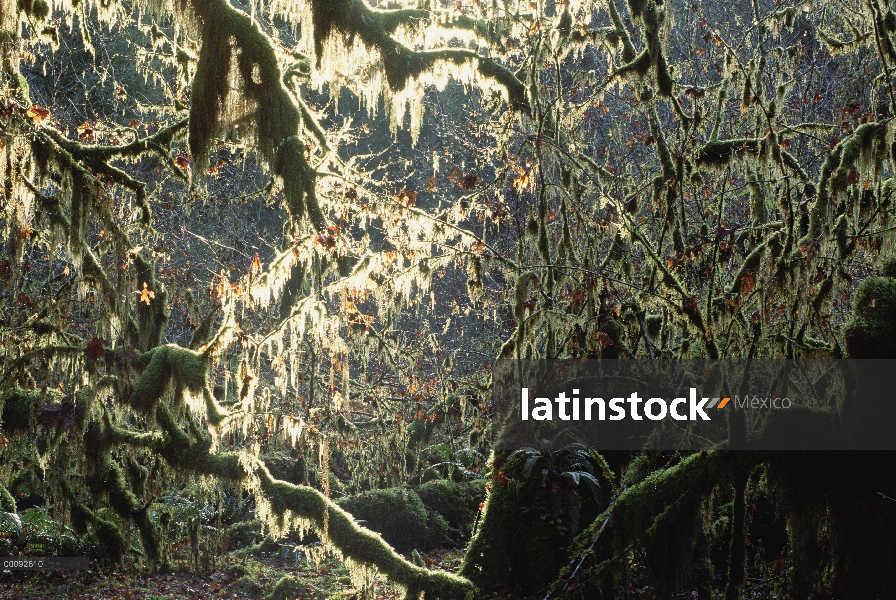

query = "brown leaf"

[
  {"left": 26, "top": 105, "right": 50, "bottom": 122},
  {"left": 740, "top": 270, "right": 756, "bottom": 293},
  {"left": 85, "top": 337, "right": 105, "bottom": 361},
  {"left": 394, "top": 189, "right": 417, "bottom": 206},
  {"left": 458, "top": 173, "right": 478, "bottom": 190}
]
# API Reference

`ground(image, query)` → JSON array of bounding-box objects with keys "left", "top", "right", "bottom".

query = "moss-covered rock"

[
  {"left": 336, "top": 487, "right": 450, "bottom": 552},
  {"left": 266, "top": 575, "right": 324, "bottom": 600},
  {"left": 416, "top": 479, "right": 486, "bottom": 534},
  {"left": 843, "top": 274, "right": 896, "bottom": 358},
  {"left": 263, "top": 454, "right": 306, "bottom": 486},
  {"left": 227, "top": 519, "right": 263, "bottom": 550}
]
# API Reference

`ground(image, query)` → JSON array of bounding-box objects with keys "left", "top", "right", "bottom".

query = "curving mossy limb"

[
  {"left": 547, "top": 451, "right": 762, "bottom": 598},
  {"left": 256, "top": 466, "right": 476, "bottom": 599},
  {"left": 103, "top": 405, "right": 470, "bottom": 597},
  {"left": 461, "top": 447, "right": 609, "bottom": 596},
  {"left": 129, "top": 345, "right": 205, "bottom": 412}
]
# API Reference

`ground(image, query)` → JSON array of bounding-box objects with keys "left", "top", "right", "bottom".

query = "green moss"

[
  {"left": 0, "top": 388, "right": 38, "bottom": 432},
  {"left": 257, "top": 466, "right": 474, "bottom": 599},
  {"left": 74, "top": 386, "right": 93, "bottom": 431},
  {"left": 844, "top": 275, "right": 896, "bottom": 358},
  {"left": 0, "top": 481, "right": 16, "bottom": 513},
  {"left": 69, "top": 497, "right": 93, "bottom": 535},
  {"left": 83, "top": 418, "right": 111, "bottom": 460},
  {"left": 266, "top": 575, "right": 323, "bottom": 600},
  {"left": 188, "top": 20, "right": 233, "bottom": 172},
  {"left": 227, "top": 563, "right": 251, "bottom": 578},
  {"left": 129, "top": 345, "right": 208, "bottom": 414},
  {"left": 620, "top": 454, "right": 653, "bottom": 487},
  {"left": 94, "top": 516, "right": 125, "bottom": 564},
  {"left": 882, "top": 257, "right": 896, "bottom": 278},
  {"left": 336, "top": 487, "right": 447, "bottom": 552},
  {"left": 555, "top": 451, "right": 759, "bottom": 597},
  {"left": 461, "top": 448, "right": 606, "bottom": 595},
  {"left": 227, "top": 519, "right": 263, "bottom": 549},
  {"left": 31, "top": 0, "right": 49, "bottom": 20},
  {"left": 416, "top": 479, "right": 486, "bottom": 534}
]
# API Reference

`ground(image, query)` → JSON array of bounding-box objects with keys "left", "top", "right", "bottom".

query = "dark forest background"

[{"left": 2, "top": 0, "right": 896, "bottom": 598}]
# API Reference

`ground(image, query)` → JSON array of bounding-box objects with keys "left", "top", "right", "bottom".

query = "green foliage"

[
  {"left": 843, "top": 273, "right": 896, "bottom": 357},
  {"left": 0, "top": 507, "right": 89, "bottom": 559}
]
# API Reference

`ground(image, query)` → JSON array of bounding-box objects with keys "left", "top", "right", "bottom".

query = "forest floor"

[
  {"left": 0, "top": 548, "right": 467, "bottom": 600},
  {"left": 0, "top": 548, "right": 780, "bottom": 599}
]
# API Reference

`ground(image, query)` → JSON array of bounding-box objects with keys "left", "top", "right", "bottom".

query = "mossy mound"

[
  {"left": 263, "top": 454, "right": 307, "bottom": 486},
  {"left": 227, "top": 519, "right": 263, "bottom": 550},
  {"left": 843, "top": 274, "right": 896, "bottom": 358},
  {"left": 266, "top": 575, "right": 324, "bottom": 600},
  {"left": 0, "top": 388, "right": 38, "bottom": 432},
  {"left": 416, "top": 479, "right": 486, "bottom": 535},
  {"left": 93, "top": 516, "right": 125, "bottom": 564},
  {"left": 335, "top": 487, "right": 451, "bottom": 552}
]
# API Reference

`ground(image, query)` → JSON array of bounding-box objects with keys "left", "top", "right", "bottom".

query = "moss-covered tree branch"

[{"left": 308, "top": 0, "right": 528, "bottom": 110}]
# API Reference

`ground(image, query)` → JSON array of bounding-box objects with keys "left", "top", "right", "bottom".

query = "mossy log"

[
  {"left": 257, "top": 468, "right": 474, "bottom": 599},
  {"left": 104, "top": 406, "right": 475, "bottom": 598},
  {"left": 546, "top": 451, "right": 762, "bottom": 598}
]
